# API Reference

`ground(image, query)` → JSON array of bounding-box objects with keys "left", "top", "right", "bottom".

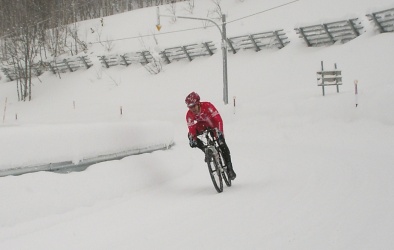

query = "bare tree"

[
  {"left": 0, "top": 0, "right": 192, "bottom": 101},
  {"left": 138, "top": 34, "right": 162, "bottom": 75},
  {"left": 210, "top": 0, "right": 224, "bottom": 20},
  {"left": 166, "top": 2, "right": 177, "bottom": 23},
  {"left": 183, "top": 0, "right": 195, "bottom": 14},
  {"left": 4, "top": 25, "right": 42, "bottom": 101},
  {"left": 0, "top": 0, "right": 46, "bottom": 101}
]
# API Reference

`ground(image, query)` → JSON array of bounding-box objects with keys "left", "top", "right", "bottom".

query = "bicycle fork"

[{"left": 207, "top": 146, "right": 224, "bottom": 173}]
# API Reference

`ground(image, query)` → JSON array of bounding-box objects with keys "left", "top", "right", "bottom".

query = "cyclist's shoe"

[
  {"left": 227, "top": 163, "right": 237, "bottom": 180},
  {"left": 228, "top": 170, "right": 236, "bottom": 180}
]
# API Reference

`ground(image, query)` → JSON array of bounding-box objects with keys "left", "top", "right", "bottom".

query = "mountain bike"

[{"left": 198, "top": 128, "right": 231, "bottom": 193}]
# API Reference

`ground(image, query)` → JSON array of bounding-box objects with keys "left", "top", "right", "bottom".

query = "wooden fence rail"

[
  {"left": 160, "top": 41, "right": 217, "bottom": 63},
  {"left": 2, "top": 8, "right": 394, "bottom": 81},
  {"left": 317, "top": 61, "right": 342, "bottom": 96},
  {"left": 366, "top": 8, "right": 394, "bottom": 33},
  {"left": 95, "top": 29, "right": 289, "bottom": 68},
  {"left": 48, "top": 55, "right": 93, "bottom": 74},
  {"left": 295, "top": 18, "right": 363, "bottom": 47},
  {"left": 1, "top": 64, "right": 44, "bottom": 81},
  {"left": 227, "top": 29, "right": 289, "bottom": 53}
]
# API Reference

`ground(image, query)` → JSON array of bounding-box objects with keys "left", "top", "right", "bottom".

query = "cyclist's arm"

[
  {"left": 207, "top": 103, "right": 224, "bottom": 133},
  {"left": 186, "top": 112, "right": 198, "bottom": 138}
]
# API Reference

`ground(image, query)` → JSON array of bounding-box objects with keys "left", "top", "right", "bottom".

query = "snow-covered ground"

[{"left": 1, "top": 0, "right": 394, "bottom": 249}]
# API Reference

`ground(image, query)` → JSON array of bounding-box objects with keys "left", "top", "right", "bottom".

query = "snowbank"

[{"left": 0, "top": 121, "right": 174, "bottom": 171}]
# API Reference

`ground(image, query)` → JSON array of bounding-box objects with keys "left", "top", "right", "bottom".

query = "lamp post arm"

[
  {"left": 159, "top": 14, "right": 224, "bottom": 39},
  {"left": 158, "top": 11, "right": 229, "bottom": 104}
]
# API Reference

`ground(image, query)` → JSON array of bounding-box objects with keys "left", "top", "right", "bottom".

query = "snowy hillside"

[{"left": 1, "top": 0, "right": 394, "bottom": 249}]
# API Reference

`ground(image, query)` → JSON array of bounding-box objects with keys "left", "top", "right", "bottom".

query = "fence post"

[
  {"left": 273, "top": 30, "right": 285, "bottom": 48},
  {"left": 48, "top": 63, "right": 57, "bottom": 74},
  {"left": 119, "top": 54, "right": 130, "bottom": 66},
  {"left": 79, "top": 56, "right": 92, "bottom": 69},
  {"left": 160, "top": 51, "right": 171, "bottom": 64},
  {"left": 99, "top": 56, "right": 110, "bottom": 68},
  {"left": 182, "top": 46, "right": 193, "bottom": 61},
  {"left": 321, "top": 61, "right": 325, "bottom": 96},
  {"left": 335, "top": 63, "right": 340, "bottom": 93},
  {"left": 322, "top": 24, "right": 335, "bottom": 44},
  {"left": 226, "top": 38, "right": 237, "bottom": 54},
  {"left": 202, "top": 42, "right": 214, "bottom": 56},
  {"left": 298, "top": 28, "right": 311, "bottom": 47},
  {"left": 370, "top": 13, "right": 385, "bottom": 33},
  {"left": 3, "top": 97, "right": 7, "bottom": 123},
  {"left": 141, "top": 51, "right": 150, "bottom": 64},
  {"left": 233, "top": 96, "right": 236, "bottom": 114},
  {"left": 248, "top": 35, "right": 261, "bottom": 52},
  {"left": 63, "top": 59, "right": 74, "bottom": 72},
  {"left": 348, "top": 20, "right": 360, "bottom": 36},
  {"left": 354, "top": 80, "right": 358, "bottom": 107}
]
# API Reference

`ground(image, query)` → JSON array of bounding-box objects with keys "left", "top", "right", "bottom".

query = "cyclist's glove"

[
  {"left": 215, "top": 128, "right": 225, "bottom": 145},
  {"left": 215, "top": 128, "right": 223, "bottom": 138},
  {"left": 188, "top": 133, "right": 198, "bottom": 148}
]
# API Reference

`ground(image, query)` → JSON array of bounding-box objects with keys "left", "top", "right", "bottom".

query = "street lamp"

[{"left": 156, "top": 7, "right": 229, "bottom": 104}]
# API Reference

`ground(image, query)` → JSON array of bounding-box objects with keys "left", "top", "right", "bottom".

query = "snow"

[
  {"left": 0, "top": 121, "right": 174, "bottom": 169},
  {"left": 1, "top": 0, "right": 394, "bottom": 249}
]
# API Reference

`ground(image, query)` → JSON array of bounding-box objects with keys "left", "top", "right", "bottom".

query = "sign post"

[
  {"left": 354, "top": 80, "right": 358, "bottom": 107},
  {"left": 2, "top": 97, "right": 7, "bottom": 123},
  {"left": 233, "top": 96, "right": 236, "bottom": 114},
  {"left": 156, "top": 7, "right": 162, "bottom": 31}
]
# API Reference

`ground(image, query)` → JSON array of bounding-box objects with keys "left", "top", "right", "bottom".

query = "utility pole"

[
  {"left": 156, "top": 7, "right": 229, "bottom": 104},
  {"left": 221, "top": 14, "right": 228, "bottom": 104}
]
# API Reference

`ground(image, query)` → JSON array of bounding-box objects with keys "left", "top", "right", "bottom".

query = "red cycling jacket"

[{"left": 186, "top": 102, "right": 224, "bottom": 139}]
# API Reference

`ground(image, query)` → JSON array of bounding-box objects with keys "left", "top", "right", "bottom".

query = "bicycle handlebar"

[
  {"left": 197, "top": 128, "right": 220, "bottom": 147},
  {"left": 198, "top": 127, "right": 218, "bottom": 135}
]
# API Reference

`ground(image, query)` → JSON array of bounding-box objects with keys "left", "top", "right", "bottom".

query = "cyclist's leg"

[
  {"left": 196, "top": 138, "right": 205, "bottom": 152},
  {"left": 217, "top": 136, "right": 231, "bottom": 163},
  {"left": 187, "top": 133, "right": 210, "bottom": 164},
  {"left": 218, "top": 136, "right": 236, "bottom": 179},
  {"left": 187, "top": 133, "right": 205, "bottom": 152}
]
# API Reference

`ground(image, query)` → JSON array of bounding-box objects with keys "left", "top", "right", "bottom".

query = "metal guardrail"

[{"left": 0, "top": 142, "right": 174, "bottom": 177}]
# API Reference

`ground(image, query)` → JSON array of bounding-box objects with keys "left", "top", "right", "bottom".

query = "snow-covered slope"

[{"left": 0, "top": 0, "right": 394, "bottom": 249}]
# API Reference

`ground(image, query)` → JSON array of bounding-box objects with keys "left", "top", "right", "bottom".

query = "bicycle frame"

[{"left": 199, "top": 129, "right": 224, "bottom": 168}]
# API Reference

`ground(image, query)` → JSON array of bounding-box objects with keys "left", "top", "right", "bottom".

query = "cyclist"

[{"left": 185, "top": 92, "right": 236, "bottom": 180}]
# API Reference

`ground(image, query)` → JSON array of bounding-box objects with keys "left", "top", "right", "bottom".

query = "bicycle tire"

[
  {"left": 206, "top": 149, "right": 223, "bottom": 193},
  {"left": 221, "top": 166, "right": 232, "bottom": 187},
  {"left": 217, "top": 149, "right": 231, "bottom": 187}
]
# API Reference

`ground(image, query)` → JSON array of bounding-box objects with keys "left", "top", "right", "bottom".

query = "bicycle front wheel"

[
  {"left": 206, "top": 149, "right": 223, "bottom": 193},
  {"left": 221, "top": 166, "right": 232, "bottom": 187},
  {"left": 218, "top": 149, "right": 231, "bottom": 187}
]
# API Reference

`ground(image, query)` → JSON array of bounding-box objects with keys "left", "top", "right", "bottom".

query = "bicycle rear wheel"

[
  {"left": 206, "top": 149, "right": 223, "bottom": 193},
  {"left": 221, "top": 167, "right": 232, "bottom": 187}
]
